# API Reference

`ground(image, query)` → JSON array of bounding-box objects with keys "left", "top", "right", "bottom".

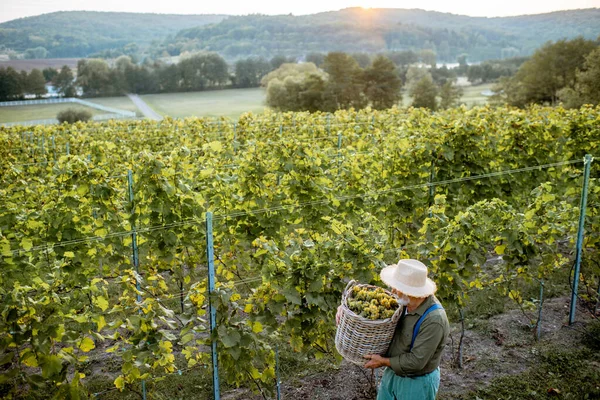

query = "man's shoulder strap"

[{"left": 410, "top": 303, "right": 444, "bottom": 350}]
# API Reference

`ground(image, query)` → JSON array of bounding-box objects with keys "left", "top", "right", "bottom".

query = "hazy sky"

[{"left": 1, "top": 0, "right": 599, "bottom": 23}]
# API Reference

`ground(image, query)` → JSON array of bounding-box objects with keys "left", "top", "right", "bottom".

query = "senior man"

[{"left": 338, "top": 259, "right": 450, "bottom": 399}]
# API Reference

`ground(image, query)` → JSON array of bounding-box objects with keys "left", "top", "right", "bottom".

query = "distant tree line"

[
  {"left": 493, "top": 37, "right": 600, "bottom": 107},
  {"left": 0, "top": 67, "right": 47, "bottom": 100},
  {"left": 0, "top": 65, "right": 76, "bottom": 101},
  {"left": 0, "top": 49, "right": 473, "bottom": 102},
  {"left": 0, "top": 53, "right": 285, "bottom": 100},
  {"left": 12, "top": 40, "right": 598, "bottom": 112},
  {"left": 264, "top": 53, "right": 402, "bottom": 112},
  {"left": 263, "top": 52, "right": 464, "bottom": 112},
  {"left": 459, "top": 57, "right": 529, "bottom": 84},
  {"left": 72, "top": 53, "right": 284, "bottom": 97},
  {"left": 306, "top": 49, "right": 527, "bottom": 88},
  {"left": 266, "top": 37, "right": 600, "bottom": 111}
]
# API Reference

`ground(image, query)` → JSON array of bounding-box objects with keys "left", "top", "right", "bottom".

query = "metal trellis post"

[
  {"left": 337, "top": 133, "right": 343, "bottom": 175},
  {"left": 596, "top": 280, "right": 600, "bottom": 315},
  {"left": 276, "top": 344, "right": 281, "bottom": 400},
  {"left": 428, "top": 164, "right": 435, "bottom": 206},
  {"left": 127, "top": 170, "right": 147, "bottom": 400},
  {"left": 427, "top": 156, "right": 436, "bottom": 218},
  {"left": 370, "top": 115, "right": 375, "bottom": 144},
  {"left": 206, "top": 212, "right": 221, "bottom": 400},
  {"left": 279, "top": 114, "right": 283, "bottom": 136},
  {"left": 233, "top": 122, "right": 237, "bottom": 154},
  {"left": 536, "top": 279, "right": 544, "bottom": 340},
  {"left": 569, "top": 154, "right": 593, "bottom": 325}
]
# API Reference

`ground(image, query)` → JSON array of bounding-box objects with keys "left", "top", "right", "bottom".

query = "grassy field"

[
  {"left": 401, "top": 83, "right": 495, "bottom": 108},
  {"left": 459, "top": 83, "right": 495, "bottom": 107},
  {"left": 0, "top": 97, "right": 138, "bottom": 124},
  {"left": 141, "top": 88, "right": 266, "bottom": 119},
  {"left": 139, "top": 83, "right": 492, "bottom": 120},
  {"left": 0, "top": 104, "right": 102, "bottom": 123},
  {"left": 0, "top": 83, "right": 494, "bottom": 124}
]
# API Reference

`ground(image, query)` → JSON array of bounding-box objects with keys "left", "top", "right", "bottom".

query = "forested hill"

[
  {"left": 0, "top": 11, "right": 226, "bottom": 58},
  {"left": 167, "top": 7, "right": 600, "bottom": 61},
  {"left": 1, "top": 8, "right": 599, "bottom": 61}
]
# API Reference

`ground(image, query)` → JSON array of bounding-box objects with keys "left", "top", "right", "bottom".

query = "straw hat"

[{"left": 380, "top": 259, "right": 437, "bottom": 298}]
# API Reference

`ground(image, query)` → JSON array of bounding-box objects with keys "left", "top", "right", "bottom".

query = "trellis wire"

[{"left": 5, "top": 158, "right": 583, "bottom": 257}]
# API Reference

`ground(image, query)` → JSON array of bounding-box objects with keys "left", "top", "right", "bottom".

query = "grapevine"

[{"left": 0, "top": 105, "right": 597, "bottom": 397}]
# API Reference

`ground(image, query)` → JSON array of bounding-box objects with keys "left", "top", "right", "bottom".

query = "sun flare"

[{"left": 354, "top": 1, "right": 378, "bottom": 11}]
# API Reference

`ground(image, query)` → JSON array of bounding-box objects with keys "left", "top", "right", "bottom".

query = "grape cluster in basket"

[{"left": 347, "top": 286, "right": 399, "bottom": 320}]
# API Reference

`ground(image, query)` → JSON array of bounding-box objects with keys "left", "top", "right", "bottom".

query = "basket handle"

[
  {"left": 341, "top": 279, "right": 357, "bottom": 303},
  {"left": 391, "top": 303, "right": 403, "bottom": 324}
]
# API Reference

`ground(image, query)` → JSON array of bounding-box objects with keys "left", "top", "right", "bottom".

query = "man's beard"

[{"left": 397, "top": 295, "right": 410, "bottom": 306}]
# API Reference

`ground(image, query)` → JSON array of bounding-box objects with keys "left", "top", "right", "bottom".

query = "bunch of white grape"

[{"left": 347, "top": 286, "right": 399, "bottom": 320}]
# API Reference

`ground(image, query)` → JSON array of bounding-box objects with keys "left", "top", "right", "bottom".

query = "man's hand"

[
  {"left": 336, "top": 305, "right": 343, "bottom": 325},
  {"left": 363, "top": 354, "right": 391, "bottom": 369}
]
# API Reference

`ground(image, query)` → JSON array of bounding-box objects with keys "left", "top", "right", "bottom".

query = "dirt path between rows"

[{"left": 127, "top": 93, "right": 163, "bottom": 121}]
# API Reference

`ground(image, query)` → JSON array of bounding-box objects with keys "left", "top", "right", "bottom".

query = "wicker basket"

[{"left": 334, "top": 280, "right": 403, "bottom": 365}]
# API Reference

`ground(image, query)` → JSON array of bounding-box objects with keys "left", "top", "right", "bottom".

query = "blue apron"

[{"left": 377, "top": 367, "right": 440, "bottom": 400}]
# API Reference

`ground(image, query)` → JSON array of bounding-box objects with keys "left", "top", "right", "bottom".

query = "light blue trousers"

[{"left": 377, "top": 367, "right": 440, "bottom": 400}]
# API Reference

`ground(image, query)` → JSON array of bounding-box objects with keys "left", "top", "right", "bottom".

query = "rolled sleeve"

[{"left": 389, "top": 321, "right": 445, "bottom": 376}]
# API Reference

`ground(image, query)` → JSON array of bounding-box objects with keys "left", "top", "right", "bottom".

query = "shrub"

[
  {"left": 57, "top": 108, "right": 92, "bottom": 124},
  {"left": 583, "top": 320, "right": 600, "bottom": 350}
]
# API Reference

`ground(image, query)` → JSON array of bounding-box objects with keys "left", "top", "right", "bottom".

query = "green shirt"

[{"left": 385, "top": 295, "right": 450, "bottom": 377}]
